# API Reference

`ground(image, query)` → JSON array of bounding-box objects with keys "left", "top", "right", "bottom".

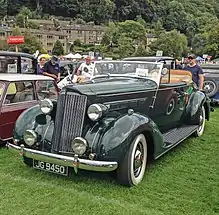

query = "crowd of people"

[{"left": 37, "top": 53, "right": 205, "bottom": 91}]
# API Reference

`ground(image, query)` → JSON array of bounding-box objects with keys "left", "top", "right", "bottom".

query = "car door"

[
  {"left": 0, "top": 81, "right": 38, "bottom": 141},
  {"left": 149, "top": 82, "right": 189, "bottom": 133}
]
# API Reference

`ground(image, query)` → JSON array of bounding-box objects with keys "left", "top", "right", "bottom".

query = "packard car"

[
  {"left": 7, "top": 60, "right": 211, "bottom": 186},
  {"left": 0, "top": 74, "right": 59, "bottom": 143}
]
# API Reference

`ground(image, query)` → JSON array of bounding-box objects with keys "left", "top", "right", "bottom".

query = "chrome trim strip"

[{"left": 6, "top": 143, "right": 118, "bottom": 172}]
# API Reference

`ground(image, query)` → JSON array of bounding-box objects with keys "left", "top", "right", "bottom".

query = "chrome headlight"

[
  {"left": 71, "top": 137, "right": 87, "bottom": 155},
  {"left": 40, "top": 99, "right": 53, "bottom": 114},
  {"left": 23, "top": 130, "right": 37, "bottom": 146},
  {"left": 87, "top": 104, "right": 107, "bottom": 121}
]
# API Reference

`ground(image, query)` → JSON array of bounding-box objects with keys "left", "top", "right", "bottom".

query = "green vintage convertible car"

[{"left": 7, "top": 60, "right": 212, "bottom": 186}]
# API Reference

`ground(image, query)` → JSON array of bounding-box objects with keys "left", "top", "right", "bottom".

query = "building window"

[
  {"left": 47, "top": 35, "right": 53, "bottom": 39},
  {"left": 62, "top": 43, "right": 65, "bottom": 46},
  {"left": 77, "top": 30, "right": 82, "bottom": 36},
  {"left": 66, "top": 30, "right": 71, "bottom": 34},
  {"left": 0, "top": 32, "right": 5, "bottom": 36},
  {"left": 47, "top": 43, "right": 53, "bottom": 46},
  {"left": 59, "top": 36, "right": 65, "bottom": 39}
]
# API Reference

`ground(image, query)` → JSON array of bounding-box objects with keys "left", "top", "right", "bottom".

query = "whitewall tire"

[
  {"left": 117, "top": 134, "right": 147, "bottom": 186},
  {"left": 194, "top": 106, "right": 205, "bottom": 137}
]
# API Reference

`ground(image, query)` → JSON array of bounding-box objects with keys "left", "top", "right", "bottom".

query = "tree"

[
  {"left": 74, "top": 39, "right": 81, "bottom": 47},
  {"left": 101, "top": 22, "right": 119, "bottom": 45},
  {"left": 204, "top": 23, "right": 219, "bottom": 58},
  {"left": 118, "top": 20, "right": 146, "bottom": 41},
  {"left": 0, "top": 39, "right": 8, "bottom": 50},
  {"left": 52, "top": 40, "right": 64, "bottom": 56},
  {"left": 20, "top": 30, "right": 43, "bottom": 53},
  {"left": 134, "top": 44, "right": 148, "bottom": 57},
  {"left": 149, "top": 30, "right": 188, "bottom": 58},
  {"left": 0, "top": 0, "right": 7, "bottom": 18},
  {"left": 117, "top": 35, "right": 135, "bottom": 58}
]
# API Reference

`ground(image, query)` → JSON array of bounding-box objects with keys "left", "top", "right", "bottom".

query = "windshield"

[
  {"left": 0, "top": 81, "right": 5, "bottom": 101},
  {"left": 92, "top": 61, "right": 163, "bottom": 85},
  {"left": 36, "top": 80, "right": 58, "bottom": 100}
]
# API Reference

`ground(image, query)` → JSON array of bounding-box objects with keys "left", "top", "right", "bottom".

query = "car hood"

[{"left": 65, "top": 77, "right": 157, "bottom": 95}]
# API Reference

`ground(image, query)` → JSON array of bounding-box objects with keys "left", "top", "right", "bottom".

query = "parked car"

[
  {"left": 124, "top": 57, "right": 219, "bottom": 104},
  {"left": 7, "top": 60, "right": 212, "bottom": 186},
  {"left": 0, "top": 74, "right": 59, "bottom": 142},
  {"left": 0, "top": 51, "right": 38, "bottom": 74},
  {"left": 200, "top": 64, "right": 219, "bottom": 103}
]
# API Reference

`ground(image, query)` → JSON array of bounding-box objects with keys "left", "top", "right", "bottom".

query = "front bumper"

[{"left": 6, "top": 143, "right": 118, "bottom": 172}]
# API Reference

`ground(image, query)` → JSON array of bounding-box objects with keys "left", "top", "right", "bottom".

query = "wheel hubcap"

[
  {"left": 204, "top": 81, "right": 216, "bottom": 95},
  {"left": 133, "top": 143, "right": 144, "bottom": 177}
]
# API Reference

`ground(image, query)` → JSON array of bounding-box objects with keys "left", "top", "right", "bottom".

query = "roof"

[
  {"left": 0, "top": 74, "right": 54, "bottom": 82},
  {"left": 0, "top": 51, "right": 35, "bottom": 59},
  {"left": 122, "top": 56, "right": 175, "bottom": 62}
]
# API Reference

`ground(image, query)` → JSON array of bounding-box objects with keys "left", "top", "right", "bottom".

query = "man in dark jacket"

[{"left": 43, "top": 56, "right": 60, "bottom": 82}]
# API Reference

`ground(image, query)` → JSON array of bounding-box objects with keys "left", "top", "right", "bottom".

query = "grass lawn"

[{"left": 0, "top": 109, "right": 219, "bottom": 215}]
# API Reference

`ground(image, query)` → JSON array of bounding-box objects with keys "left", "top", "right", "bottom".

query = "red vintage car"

[{"left": 0, "top": 74, "right": 59, "bottom": 142}]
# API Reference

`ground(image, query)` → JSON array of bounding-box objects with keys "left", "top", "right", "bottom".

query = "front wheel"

[
  {"left": 117, "top": 134, "right": 147, "bottom": 186},
  {"left": 193, "top": 106, "right": 206, "bottom": 137}
]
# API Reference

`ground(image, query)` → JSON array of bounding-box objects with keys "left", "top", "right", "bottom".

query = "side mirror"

[{"left": 161, "top": 68, "right": 168, "bottom": 76}]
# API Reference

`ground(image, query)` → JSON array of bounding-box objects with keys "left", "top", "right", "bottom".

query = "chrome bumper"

[{"left": 6, "top": 143, "right": 118, "bottom": 172}]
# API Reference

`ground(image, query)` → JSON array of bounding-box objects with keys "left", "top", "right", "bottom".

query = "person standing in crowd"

[
  {"left": 175, "top": 59, "right": 182, "bottom": 69},
  {"left": 184, "top": 54, "right": 204, "bottom": 90},
  {"left": 76, "top": 56, "right": 94, "bottom": 78},
  {"left": 43, "top": 56, "right": 60, "bottom": 82},
  {"left": 37, "top": 57, "right": 46, "bottom": 75}
]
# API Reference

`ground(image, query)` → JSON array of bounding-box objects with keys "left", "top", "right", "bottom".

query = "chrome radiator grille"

[{"left": 52, "top": 91, "right": 87, "bottom": 152}]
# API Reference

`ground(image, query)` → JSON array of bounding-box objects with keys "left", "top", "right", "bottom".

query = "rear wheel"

[
  {"left": 203, "top": 80, "right": 218, "bottom": 97},
  {"left": 193, "top": 106, "right": 205, "bottom": 137},
  {"left": 117, "top": 134, "right": 147, "bottom": 186}
]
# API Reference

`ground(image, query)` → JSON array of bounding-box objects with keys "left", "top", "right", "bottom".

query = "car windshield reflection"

[
  {"left": 36, "top": 80, "right": 57, "bottom": 100},
  {"left": 93, "top": 61, "right": 163, "bottom": 85}
]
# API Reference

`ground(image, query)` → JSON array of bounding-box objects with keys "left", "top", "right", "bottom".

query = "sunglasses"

[{"left": 188, "top": 57, "right": 194, "bottom": 60}]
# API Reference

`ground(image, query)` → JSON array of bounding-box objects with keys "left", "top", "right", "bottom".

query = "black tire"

[
  {"left": 117, "top": 134, "right": 147, "bottom": 186},
  {"left": 193, "top": 106, "right": 206, "bottom": 137},
  {"left": 203, "top": 80, "right": 218, "bottom": 97}
]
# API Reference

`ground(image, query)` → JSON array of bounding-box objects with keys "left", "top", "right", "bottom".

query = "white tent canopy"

[
  {"left": 63, "top": 53, "right": 82, "bottom": 59},
  {"left": 73, "top": 53, "right": 82, "bottom": 59},
  {"left": 63, "top": 53, "right": 75, "bottom": 59}
]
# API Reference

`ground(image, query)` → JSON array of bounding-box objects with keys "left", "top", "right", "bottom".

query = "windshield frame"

[
  {"left": 92, "top": 60, "right": 164, "bottom": 86},
  {"left": 0, "top": 81, "right": 5, "bottom": 102}
]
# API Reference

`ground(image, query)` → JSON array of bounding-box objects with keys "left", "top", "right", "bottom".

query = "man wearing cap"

[
  {"left": 43, "top": 56, "right": 60, "bottom": 82},
  {"left": 184, "top": 54, "right": 204, "bottom": 90}
]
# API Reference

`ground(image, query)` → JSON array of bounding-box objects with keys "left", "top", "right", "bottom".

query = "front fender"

[
  {"left": 14, "top": 104, "right": 55, "bottom": 143},
  {"left": 86, "top": 112, "right": 164, "bottom": 163}
]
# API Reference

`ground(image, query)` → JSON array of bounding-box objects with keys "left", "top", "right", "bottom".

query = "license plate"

[{"left": 33, "top": 160, "right": 68, "bottom": 176}]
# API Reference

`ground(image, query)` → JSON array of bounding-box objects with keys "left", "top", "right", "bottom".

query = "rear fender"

[
  {"left": 86, "top": 112, "right": 164, "bottom": 163},
  {"left": 185, "top": 91, "right": 207, "bottom": 120}
]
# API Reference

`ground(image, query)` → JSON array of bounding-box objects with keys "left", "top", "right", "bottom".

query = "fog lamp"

[
  {"left": 71, "top": 137, "right": 87, "bottom": 155},
  {"left": 23, "top": 130, "right": 37, "bottom": 146}
]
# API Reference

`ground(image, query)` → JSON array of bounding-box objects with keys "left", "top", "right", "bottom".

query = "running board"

[{"left": 162, "top": 125, "right": 199, "bottom": 147}]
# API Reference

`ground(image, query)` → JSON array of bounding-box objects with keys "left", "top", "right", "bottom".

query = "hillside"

[{"left": 2, "top": 0, "right": 219, "bottom": 34}]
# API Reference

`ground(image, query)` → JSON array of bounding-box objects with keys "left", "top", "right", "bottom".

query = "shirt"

[
  {"left": 43, "top": 61, "right": 60, "bottom": 77},
  {"left": 37, "top": 64, "right": 44, "bottom": 75},
  {"left": 78, "top": 62, "right": 94, "bottom": 78},
  {"left": 183, "top": 64, "right": 203, "bottom": 86}
]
